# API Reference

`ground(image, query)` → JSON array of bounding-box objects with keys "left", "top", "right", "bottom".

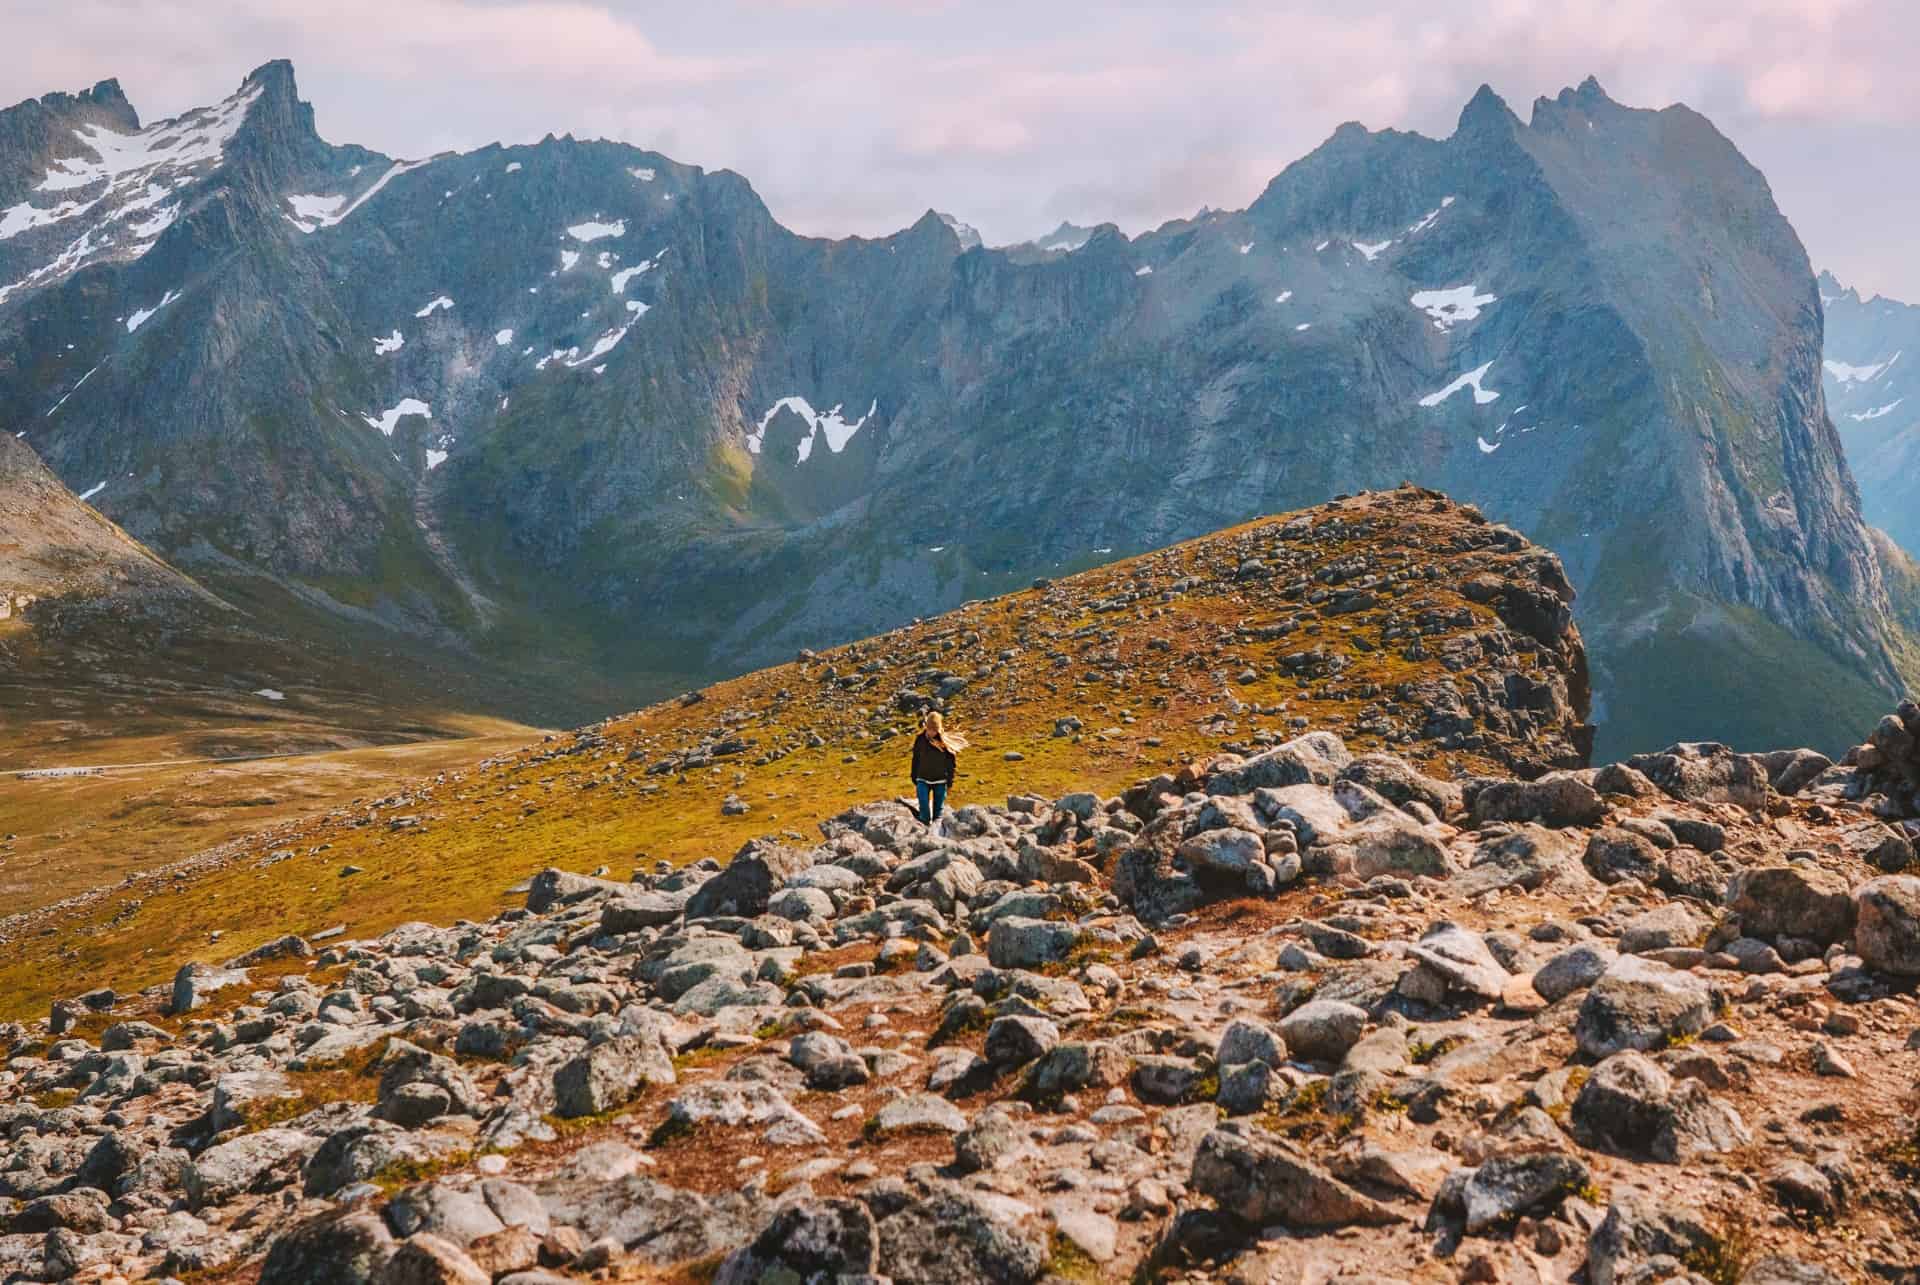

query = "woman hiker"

[{"left": 910, "top": 710, "right": 967, "bottom": 827}]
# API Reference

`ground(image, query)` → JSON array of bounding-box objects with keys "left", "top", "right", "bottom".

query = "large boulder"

[
  {"left": 1403, "top": 922, "right": 1509, "bottom": 1001},
  {"left": 1337, "top": 753, "right": 1463, "bottom": 817},
  {"left": 1469, "top": 773, "right": 1604, "bottom": 829},
  {"left": 525, "top": 868, "right": 631, "bottom": 913},
  {"left": 1726, "top": 865, "right": 1855, "bottom": 947},
  {"left": 1574, "top": 956, "right": 1720, "bottom": 1058},
  {"left": 1583, "top": 828, "right": 1662, "bottom": 884},
  {"left": 1585, "top": 1193, "right": 1716, "bottom": 1285},
  {"left": 259, "top": 1210, "right": 396, "bottom": 1285},
  {"left": 987, "top": 917, "right": 1079, "bottom": 970},
  {"left": 1625, "top": 742, "right": 1769, "bottom": 809},
  {"left": 552, "top": 1035, "right": 676, "bottom": 1118},
  {"left": 1571, "top": 1051, "right": 1750, "bottom": 1163},
  {"left": 185, "top": 1129, "right": 315, "bottom": 1209},
  {"left": 1190, "top": 1128, "right": 1400, "bottom": 1228},
  {"left": 1853, "top": 876, "right": 1920, "bottom": 976},
  {"left": 1205, "top": 732, "right": 1351, "bottom": 795},
  {"left": 874, "top": 1184, "right": 1049, "bottom": 1285},
  {"left": 685, "top": 839, "right": 816, "bottom": 919},
  {"left": 1531, "top": 943, "right": 1616, "bottom": 1003},
  {"left": 1458, "top": 1147, "right": 1591, "bottom": 1234},
  {"left": 715, "top": 1199, "right": 878, "bottom": 1284},
  {"left": 169, "top": 961, "right": 249, "bottom": 1015},
  {"left": 1278, "top": 1000, "right": 1368, "bottom": 1063}
]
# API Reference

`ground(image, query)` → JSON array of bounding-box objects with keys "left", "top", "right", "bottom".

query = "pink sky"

[{"left": 6, "top": 0, "right": 1916, "bottom": 298}]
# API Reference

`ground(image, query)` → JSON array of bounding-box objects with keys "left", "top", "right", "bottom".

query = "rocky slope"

[
  {"left": 1821, "top": 270, "right": 1920, "bottom": 559},
  {"left": 0, "top": 486, "right": 1590, "bottom": 1026},
  {"left": 3, "top": 678, "right": 1919, "bottom": 1281},
  {"left": 1, "top": 63, "right": 1911, "bottom": 757}
]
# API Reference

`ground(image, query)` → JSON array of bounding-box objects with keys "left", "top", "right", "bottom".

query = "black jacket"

[{"left": 910, "top": 733, "right": 957, "bottom": 784}]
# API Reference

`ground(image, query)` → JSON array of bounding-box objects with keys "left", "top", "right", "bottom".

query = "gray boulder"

[
  {"left": 1626, "top": 742, "right": 1769, "bottom": 809},
  {"left": 874, "top": 1184, "right": 1049, "bottom": 1285},
  {"left": 715, "top": 1199, "right": 877, "bottom": 1285},
  {"left": 1618, "top": 903, "right": 1704, "bottom": 954},
  {"left": 1854, "top": 876, "right": 1920, "bottom": 975},
  {"left": 1585, "top": 1193, "right": 1715, "bottom": 1285},
  {"left": 1726, "top": 865, "right": 1854, "bottom": 946},
  {"left": 984, "top": 1015, "right": 1059, "bottom": 1067},
  {"left": 259, "top": 1210, "right": 396, "bottom": 1285},
  {"left": 986, "top": 917, "right": 1079, "bottom": 969},
  {"left": 169, "top": 961, "right": 248, "bottom": 1015},
  {"left": 1278, "top": 999, "right": 1368, "bottom": 1063},
  {"left": 1574, "top": 956, "right": 1720, "bottom": 1057},
  {"left": 1571, "top": 1050, "right": 1751, "bottom": 1162},
  {"left": 1469, "top": 773, "right": 1604, "bottom": 828},
  {"left": 1191, "top": 1128, "right": 1400, "bottom": 1228},
  {"left": 1532, "top": 943, "right": 1616, "bottom": 1003},
  {"left": 1404, "top": 922, "right": 1509, "bottom": 1001},
  {"left": 553, "top": 1034, "right": 676, "bottom": 1118},
  {"left": 685, "top": 839, "right": 816, "bottom": 919},
  {"left": 1206, "top": 732, "right": 1351, "bottom": 795},
  {"left": 185, "top": 1129, "right": 314, "bottom": 1209},
  {"left": 1458, "top": 1147, "right": 1591, "bottom": 1234}
]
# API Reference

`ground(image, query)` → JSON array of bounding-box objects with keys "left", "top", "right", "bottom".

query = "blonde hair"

[{"left": 923, "top": 710, "right": 968, "bottom": 752}]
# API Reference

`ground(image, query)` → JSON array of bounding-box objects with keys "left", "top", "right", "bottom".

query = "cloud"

[{"left": 4, "top": 0, "right": 1918, "bottom": 297}]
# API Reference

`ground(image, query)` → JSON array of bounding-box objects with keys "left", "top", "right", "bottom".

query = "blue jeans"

[{"left": 915, "top": 779, "right": 949, "bottom": 823}]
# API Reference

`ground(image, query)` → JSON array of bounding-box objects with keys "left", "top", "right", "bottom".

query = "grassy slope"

[
  {"left": 1596, "top": 593, "right": 1909, "bottom": 760},
  {"left": 0, "top": 715, "right": 537, "bottom": 917},
  {"left": 0, "top": 489, "right": 1586, "bottom": 1022}
]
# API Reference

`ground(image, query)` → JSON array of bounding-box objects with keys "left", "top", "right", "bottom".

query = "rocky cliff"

[{"left": 1820, "top": 270, "right": 1920, "bottom": 559}]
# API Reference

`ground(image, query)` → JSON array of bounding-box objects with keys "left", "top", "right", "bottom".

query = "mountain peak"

[
  {"left": 1456, "top": 83, "right": 1520, "bottom": 136},
  {"left": 242, "top": 58, "right": 299, "bottom": 96}
]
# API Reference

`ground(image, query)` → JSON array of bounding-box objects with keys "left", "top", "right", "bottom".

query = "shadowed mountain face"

[
  {"left": 1821, "top": 270, "right": 1920, "bottom": 560},
  {"left": 0, "top": 62, "right": 1911, "bottom": 757}
]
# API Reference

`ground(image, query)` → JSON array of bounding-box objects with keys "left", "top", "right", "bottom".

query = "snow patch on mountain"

[
  {"left": 426, "top": 449, "right": 448, "bottom": 470},
  {"left": 937, "top": 213, "right": 982, "bottom": 250},
  {"left": 295, "top": 159, "right": 431, "bottom": 233},
  {"left": 415, "top": 296, "right": 453, "bottom": 317},
  {"left": 38, "top": 83, "right": 260, "bottom": 195},
  {"left": 567, "top": 219, "right": 625, "bottom": 242},
  {"left": 1850, "top": 399, "right": 1904, "bottom": 421},
  {"left": 630, "top": 167, "right": 656, "bottom": 182},
  {"left": 1824, "top": 352, "right": 1899, "bottom": 384},
  {"left": 373, "top": 330, "right": 405, "bottom": 355},
  {"left": 1407, "top": 196, "right": 1456, "bottom": 236},
  {"left": 1352, "top": 239, "right": 1392, "bottom": 262},
  {"left": 125, "top": 289, "right": 181, "bottom": 333},
  {"left": 285, "top": 192, "right": 347, "bottom": 233},
  {"left": 745, "top": 397, "right": 878, "bottom": 462},
  {"left": 495, "top": 329, "right": 514, "bottom": 346},
  {"left": 78, "top": 481, "right": 107, "bottom": 502},
  {"left": 1410, "top": 285, "right": 1497, "bottom": 331},
  {"left": 363, "top": 398, "right": 431, "bottom": 436},
  {"left": 1419, "top": 361, "right": 1501, "bottom": 407}
]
